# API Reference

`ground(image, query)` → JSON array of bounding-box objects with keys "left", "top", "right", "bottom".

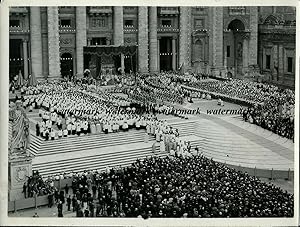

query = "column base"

[{"left": 9, "top": 157, "right": 32, "bottom": 201}]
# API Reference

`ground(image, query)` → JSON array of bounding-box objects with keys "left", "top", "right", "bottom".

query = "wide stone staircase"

[
  {"left": 29, "top": 120, "right": 200, "bottom": 178},
  {"left": 28, "top": 115, "right": 293, "bottom": 179}
]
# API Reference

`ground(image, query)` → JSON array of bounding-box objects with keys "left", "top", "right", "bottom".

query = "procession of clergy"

[{"left": 21, "top": 81, "right": 193, "bottom": 156}]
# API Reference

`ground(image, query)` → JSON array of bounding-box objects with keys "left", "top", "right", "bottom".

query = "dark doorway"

[
  {"left": 124, "top": 54, "right": 137, "bottom": 74},
  {"left": 9, "top": 39, "right": 23, "bottom": 81},
  {"left": 226, "top": 19, "right": 246, "bottom": 76},
  {"left": 159, "top": 37, "right": 173, "bottom": 72},
  {"left": 60, "top": 53, "right": 73, "bottom": 79}
]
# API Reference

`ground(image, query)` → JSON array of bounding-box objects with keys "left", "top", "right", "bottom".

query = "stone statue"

[{"left": 9, "top": 100, "right": 31, "bottom": 160}]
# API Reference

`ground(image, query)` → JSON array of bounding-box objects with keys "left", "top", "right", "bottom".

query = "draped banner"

[{"left": 84, "top": 45, "right": 137, "bottom": 57}]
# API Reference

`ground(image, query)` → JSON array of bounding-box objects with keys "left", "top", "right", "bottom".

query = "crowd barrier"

[
  {"left": 220, "top": 161, "right": 293, "bottom": 181},
  {"left": 8, "top": 178, "right": 73, "bottom": 213},
  {"left": 8, "top": 195, "right": 48, "bottom": 213},
  {"left": 181, "top": 85, "right": 261, "bottom": 107}
]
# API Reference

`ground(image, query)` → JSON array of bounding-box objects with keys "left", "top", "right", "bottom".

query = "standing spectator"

[
  {"left": 72, "top": 195, "right": 77, "bottom": 212},
  {"left": 60, "top": 191, "right": 65, "bottom": 204},
  {"left": 54, "top": 189, "right": 59, "bottom": 203},
  {"left": 22, "top": 182, "right": 27, "bottom": 198},
  {"left": 48, "top": 191, "right": 54, "bottom": 208},
  {"left": 65, "top": 184, "right": 69, "bottom": 195},
  {"left": 57, "top": 201, "right": 63, "bottom": 217},
  {"left": 67, "top": 195, "right": 71, "bottom": 211}
]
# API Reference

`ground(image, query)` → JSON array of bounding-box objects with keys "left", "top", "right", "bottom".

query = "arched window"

[
  {"left": 264, "top": 15, "right": 278, "bottom": 25},
  {"left": 227, "top": 19, "right": 245, "bottom": 31}
]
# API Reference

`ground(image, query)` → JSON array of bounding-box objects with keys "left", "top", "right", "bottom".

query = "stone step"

[
  {"left": 35, "top": 137, "right": 154, "bottom": 156},
  {"left": 33, "top": 147, "right": 164, "bottom": 178}
]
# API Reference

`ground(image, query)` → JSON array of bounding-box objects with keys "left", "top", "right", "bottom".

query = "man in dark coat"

[
  {"left": 65, "top": 184, "right": 69, "bottom": 195},
  {"left": 22, "top": 182, "right": 27, "bottom": 198},
  {"left": 48, "top": 192, "right": 54, "bottom": 208},
  {"left": 72, "top": 195, "right": 77, "bottom": 212},
  {"left": 67, "top": 195, "right": 71, "bottom": 211},
  {"left": 57, "top": 201, "right": 63, "bottom": 217}
]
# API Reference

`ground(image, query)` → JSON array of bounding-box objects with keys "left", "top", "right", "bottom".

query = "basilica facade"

[{"left": 9, "top": 6, "right": 296, "bottom": 87}]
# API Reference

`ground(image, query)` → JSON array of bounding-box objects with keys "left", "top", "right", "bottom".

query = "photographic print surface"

[{"left": 6, "top": 6, "right": 296, "bottom": 220}]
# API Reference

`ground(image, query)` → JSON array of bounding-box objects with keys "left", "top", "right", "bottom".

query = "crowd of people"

[
  {"left": 35, "top": 153, "right": 293, "bottom": 218},
  {"left": 22, "top": 170, "right": 54, "bottom": 198},
  {"left": 180, "top": 77, "right": 295, "bottom": 140},
  {"left": 22, "top": 82, "right": 164, "bottom": 140},
  {"left": 242, "top": 89, "right": 295, "bottom": 140},
  {"left": 185, "top": 79, "right": 282, "bottom": 104}
]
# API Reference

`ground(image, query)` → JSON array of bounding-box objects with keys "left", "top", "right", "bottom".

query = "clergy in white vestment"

[
  {"left": 160, "top": 140, "right": 165, "bottom": 152},
  {"left": 90, "top": 122, "right": 96, "bottom": 134}
]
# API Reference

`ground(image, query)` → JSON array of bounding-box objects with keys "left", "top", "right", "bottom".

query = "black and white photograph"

[{"left": 0, "top": 1, "right": 299, "bottom": 226}]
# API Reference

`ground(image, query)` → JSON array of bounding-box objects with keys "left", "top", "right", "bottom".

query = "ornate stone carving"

[
  {"left": 124, "top": 37, "right": 131, "bottom": 44},
  {"left": 9, "top": 100, "right": 31, "bottom": 161},
  {"left": 60, "top": 37, "right": 75, "bottom": 47},
  {"left": 240, "top": 32, "right": 250, "bottom": 40},
  {"left": 14, "top": 165, "right": 29, "bottom": 183}
]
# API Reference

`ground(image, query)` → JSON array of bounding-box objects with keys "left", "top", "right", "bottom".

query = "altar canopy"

[
  {"left": 84, "top": 45, "right": 138, "bottom": 79},
  {"left": 84, "top": 45, "right": 137, "bottom": 57}
]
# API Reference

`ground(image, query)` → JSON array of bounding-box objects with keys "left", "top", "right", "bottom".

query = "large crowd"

[
  {"left": 22, "top": 82, "right": 170, "bottom": 140},
  {"left": 242, "top": 89, "right": 295, "bottom": 140},
  {"left": 178, "top": 76, "right": 295, "bottom": 140},
  {"left": 185, "top": 79, "right": 283, "bottom": 104},
  {"left": 31, "top": 153, "right": 294, "bottom": 218}
]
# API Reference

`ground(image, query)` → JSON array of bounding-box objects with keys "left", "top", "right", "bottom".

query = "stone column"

[
  {"left": 76, "top": 7, "right": 87, "bottom": 77},
  {"left": 47, "top": 7, "right": 61, "bottom": 79},
  {"left": 113, "top": 6, "right": 124, "bottom": 45},
  {"left": 249, "top": 6, "right": 258, "bottom": 66},
  {"left": 157, "top": 38, "right": 160, "bottom": 72},
  {"left": 172, "top": 38, "right": 176, "bottom": 70},
  {"left": 138, "top": 6, "right": 149, "bottom": 74},
  {"left": 30, "top": 7, "right": 43, "bottom": 79},
  {"left": 242, "top": 38, "right": 249, "bottom": 73},
  {"left": 22, "top": 40, "right": 29, "bottom": 79},
  {"left": 179, "top": 7, "right": 192, "bottom": 71},
  {"left": 209, "top": 7, "right": 223, "bottom": 75},
  {"left": 272, "top": 45, "right": 278, "bottom": 80},
  {"left": 114, "top": 7, "right": 125, "bottom": 74},
  {"left": 149, "top": 7, "right": 158, "bottom": 73},
  {"left": 224, "top": 47, "right": 227, "bottom": 69},
  {"left": 278, "top": 45, "right": 284, "bottom": 81}
]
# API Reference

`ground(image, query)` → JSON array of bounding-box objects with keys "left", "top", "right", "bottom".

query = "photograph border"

[{"left": 0, "top": 0, "right": 299, "bottom": 226}]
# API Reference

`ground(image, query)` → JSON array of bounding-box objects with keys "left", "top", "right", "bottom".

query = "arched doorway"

[
  {"left": 60, "top": 53, "right": 73, "bottom": 80},
  {"left": 224, "top": 19, "right": 247, "bottom": 76}
]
